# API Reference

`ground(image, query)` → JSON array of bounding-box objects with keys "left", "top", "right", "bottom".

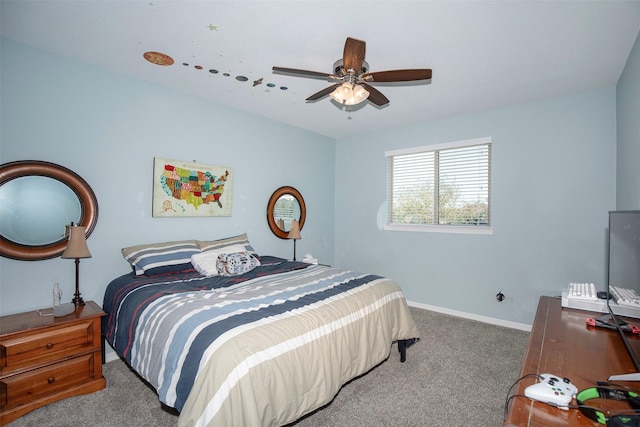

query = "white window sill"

[{"left": 384, "top": 224, "right": 493, "bottom": 235}]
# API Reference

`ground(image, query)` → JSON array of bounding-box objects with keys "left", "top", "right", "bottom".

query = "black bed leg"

[{"left": 398, "top": 339, "right": 407, "bottom": 363}]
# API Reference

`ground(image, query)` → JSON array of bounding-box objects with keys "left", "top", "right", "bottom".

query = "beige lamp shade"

[
  {"left": 61, "top": 225, "right": 92, "bottom": 259},
  {"left": 288, "top": 220, "right": 301, "bottom": 240}
]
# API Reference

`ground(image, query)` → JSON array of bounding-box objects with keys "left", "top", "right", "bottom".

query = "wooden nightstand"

[{"left": 0, "top": 301, "right": 105, "bottom": 425}]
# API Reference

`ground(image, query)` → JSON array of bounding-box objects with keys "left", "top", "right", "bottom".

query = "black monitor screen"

[
  {"left": 608, "top": 211, "right": 640, "bottom": 292},
  {"left": 607, "top": 210, "right": 640, "bottom": 380}
]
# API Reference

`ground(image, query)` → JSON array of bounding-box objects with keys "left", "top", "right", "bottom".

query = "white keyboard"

[
  {"left": 610, "top": 286, "right": 640, "bottom": 307},
  {"left": 561, "top": 284, "right": 640, "bottom": 319},
  {"left": 566, "top": 282, "right": 597, "bottom": 301}
]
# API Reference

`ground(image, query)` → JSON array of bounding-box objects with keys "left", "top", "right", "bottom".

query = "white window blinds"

[{"left": 386, "top": 137, "right": 491, "bottom": 231}]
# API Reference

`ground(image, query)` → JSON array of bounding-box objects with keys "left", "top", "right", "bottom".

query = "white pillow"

[{"left": 190, "top": 244, "right": 247, "bottom": 276}]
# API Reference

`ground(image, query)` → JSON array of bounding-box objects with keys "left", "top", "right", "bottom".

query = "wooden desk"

[{"left": 504, "top": 296, "right": 640, "bottom": 426}]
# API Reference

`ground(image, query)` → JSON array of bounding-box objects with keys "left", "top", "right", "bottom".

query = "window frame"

[{"left": 384, "top": 136, "right": 492, "bottom": 235}]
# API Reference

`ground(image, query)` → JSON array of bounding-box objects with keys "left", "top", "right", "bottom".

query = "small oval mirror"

[
  {"left": 273, "top": 194, "right": 301, "bottom": 232},
  {"left": 1, "top": 176, "right": 82, "bottom": 245},
  {"left": 0, "top": 160, "right": 99, "bottom": 260},
  {"left": 267, "top": 186, "right": 306, "bottom": 239}
]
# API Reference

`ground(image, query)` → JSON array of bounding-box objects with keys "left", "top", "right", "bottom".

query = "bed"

[{"left": 102, "top": 234, "right": 419, "bottom": 427}]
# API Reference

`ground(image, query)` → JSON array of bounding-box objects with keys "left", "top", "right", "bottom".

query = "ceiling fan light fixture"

[
  {"left": 330, "top": 82, "right": 369, "bottom": 106},
  {"left": 352, "top": 84, "right": 370, "bottom": 104},
  {"left": 329, "top": 82, "right": 352, "bottom": 103}
]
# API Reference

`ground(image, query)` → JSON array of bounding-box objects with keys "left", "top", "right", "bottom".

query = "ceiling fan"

[{"left": 272, "top": 37, "right": 432, "bottom": 107}]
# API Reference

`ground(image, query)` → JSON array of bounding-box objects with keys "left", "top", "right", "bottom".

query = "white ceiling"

[{"left": 2, "top": 1, "right": 639, "bottom": 140}]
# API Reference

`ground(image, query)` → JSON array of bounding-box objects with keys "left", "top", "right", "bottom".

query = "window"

[{"left": 385, "top": 137, "right": 492, "bottom": 234}]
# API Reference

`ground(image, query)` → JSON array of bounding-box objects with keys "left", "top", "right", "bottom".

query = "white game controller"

[{"left": 524, "top": 373, "right": 578, "bottom": 409}]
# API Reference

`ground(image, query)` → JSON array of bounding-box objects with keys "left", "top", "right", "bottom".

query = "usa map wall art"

[{"left": 152, "top": 157, "right": 233, "bottom": 217}]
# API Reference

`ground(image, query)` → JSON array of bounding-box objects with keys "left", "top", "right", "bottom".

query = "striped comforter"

[{"left": 103, "top": 257, "right": 419, "bottom": 427}]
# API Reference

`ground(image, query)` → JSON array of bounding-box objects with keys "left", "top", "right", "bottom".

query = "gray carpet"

[{"left": 7, "top": 307, "right": 529, "bottom": 426}]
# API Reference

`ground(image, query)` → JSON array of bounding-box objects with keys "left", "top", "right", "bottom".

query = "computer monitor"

[{"left": 606, "top": 210, "right": 640, "bottom": 381}]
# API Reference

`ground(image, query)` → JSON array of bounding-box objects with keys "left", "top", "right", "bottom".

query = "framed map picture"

[{"left": 152, "top": 157, "right": 233, "bottom": 217}]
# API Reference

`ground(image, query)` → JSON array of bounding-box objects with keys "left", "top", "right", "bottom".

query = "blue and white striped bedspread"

[{"left": 103, "top": 257, "right": 419, "bottom": 426}]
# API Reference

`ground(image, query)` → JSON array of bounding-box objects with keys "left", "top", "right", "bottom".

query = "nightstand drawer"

[
  {"left": 0, "top": 353, "right": 95, "bottom": 410},
  {"left": 0, "top": 322, "right": 94, "bottom": 373}
]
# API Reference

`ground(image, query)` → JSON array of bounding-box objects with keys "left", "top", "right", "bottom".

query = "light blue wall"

[
  {"left": 0, "top": 39, "right": 335, "bottom": 315},
  {"left": 0, "top": 34, "right": 634, "bottom": 327},
  {"left": 616, "top": 31, "right": 640, "bottom": 210},
  {"left": 334, "top": 89, "right": 617, "bottom": 325}
]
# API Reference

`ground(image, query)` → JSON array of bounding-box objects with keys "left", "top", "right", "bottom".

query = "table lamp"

[
  {"left": 61, "top": 224, "right": 91, "bottom": 306},
  {"left": 288, "top": 220, "right": 301, "bottom": 261}
]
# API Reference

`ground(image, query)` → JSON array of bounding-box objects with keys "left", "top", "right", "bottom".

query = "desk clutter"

[
  {"left": 503, "top": 297, "right": 640, "bottom": 426},
  {"left": 506, "top": 373, "right": 640, "bottom": 426}
]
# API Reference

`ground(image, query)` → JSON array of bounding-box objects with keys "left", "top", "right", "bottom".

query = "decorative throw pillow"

[
  {"left": 190, "top": 243, "right": 246, "bottom": 276},
  {"left": 122, "top": 240, "right": 200, "bottom": 276},
  {"left": 216, "top": 252, "right": 261, "bottom": 276}
]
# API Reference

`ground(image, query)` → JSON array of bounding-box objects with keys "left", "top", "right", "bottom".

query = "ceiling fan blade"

[
  {"left": 361, "top": 83, "right": 389, "bottom": 106},
  {"left": 272, "top": 66, "right": 333, "bottom": 80},
  {"left": 362, "top": 69, "right": 432, "bottom": 82},
  {"left": 343, "top": 37, "right": 366, "bottom": 72},
  {"left": 306, "top": 83, "right": 341, "bottom": 101}
]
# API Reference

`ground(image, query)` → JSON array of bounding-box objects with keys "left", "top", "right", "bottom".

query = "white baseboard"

[{"left": 407, "top": 300, "right": 532, "bottom": 332}]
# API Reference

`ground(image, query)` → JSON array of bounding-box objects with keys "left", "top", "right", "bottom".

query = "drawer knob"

[
  {"left": 46, "top": 343, "right": 54, "bottom": 349},
  {"left": 48, "top": 377, "right": 55, "bottom": 384}
]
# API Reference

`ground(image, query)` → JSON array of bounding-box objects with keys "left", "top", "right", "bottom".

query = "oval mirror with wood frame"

[
  {"left": 266, "top": 186, "right": 306, "bottom": 239},
  {"left": 0, "top": 160, "right": 99, "bottom": 261}
]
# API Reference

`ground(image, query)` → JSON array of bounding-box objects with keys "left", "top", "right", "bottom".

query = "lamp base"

[
  {"left": 292, "top": 239, "right": 297, "bottom": 261},
  {"left": 72, "top": 257, "right": 85, "bottom": 306}
]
